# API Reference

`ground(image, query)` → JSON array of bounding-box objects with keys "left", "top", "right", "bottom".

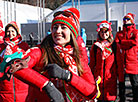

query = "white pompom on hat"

[{"left": 96, "top": 20, "right": 112, "bottom": 32}]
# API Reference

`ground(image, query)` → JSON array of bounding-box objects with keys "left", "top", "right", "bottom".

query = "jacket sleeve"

[
  {"left": 70, "top": 40, "right": 97, "bottom": 99},
  {"left": 89, "top": 44, "right": 96, "bottom": 73},
  {"left": 70, "top": 64, "right": 97, "bottom": 98},
  {"left": 0, "top": 30, "right": 5, "bottom": 44},
  {"left": 121, "top": 31, "right": 138, "bottom": 49},
  {"left": 76, "top": 36, "right": 89, "bottom": 64},
  {"left": 116, "top": 43, "right": 125, "bottom": 82},
  {"left": 115, "top": 32, "right": 120, "bottom": 43},
  {"left": 14, "top": 47, "right": 49, "bottom": 91}
]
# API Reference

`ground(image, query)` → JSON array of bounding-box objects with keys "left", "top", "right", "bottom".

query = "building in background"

[
  {"left": 2, "top": 0, "right": 138, "bottom": 46},
  {"left": 0, "top": 0, "right": 52, "bottom": 44},
  {"left": 44, "top": 0, "right": 138, "bottom": 46}
]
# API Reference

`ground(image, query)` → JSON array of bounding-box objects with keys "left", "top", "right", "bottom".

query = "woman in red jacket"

[
  {"left": 89, "top": 21, "right": 125, "bottom": 102},
  {"left": 115, "top": 13, "right": 138, "bottom": 102},
  {"left": 6, "top": 8, "right": 100, "bottom": 102},
  {"left": 0, "top": 21, "right": 64, "bottom": 102},
  {"left": 1, "top": 21, "right": 64, "bottom": 102},
  {"left": 0, "top": 21, "right": 30, "bottom": 102}
]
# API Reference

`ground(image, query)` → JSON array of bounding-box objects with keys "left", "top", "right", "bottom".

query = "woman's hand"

[
  {"left": 43, "top": 81, "right": 64, "bottom": 102},
  {"left": 45, "top": 64, "right": 71, "bottom": 82}
]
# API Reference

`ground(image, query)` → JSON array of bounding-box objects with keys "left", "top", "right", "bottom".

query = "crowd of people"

[{"left": 0, "top": 7, "right": 137, "bottom": 102}]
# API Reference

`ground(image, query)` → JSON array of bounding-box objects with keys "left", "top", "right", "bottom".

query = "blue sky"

[{"left": 65, "top": 0, "right": 138, "bottom": 5}]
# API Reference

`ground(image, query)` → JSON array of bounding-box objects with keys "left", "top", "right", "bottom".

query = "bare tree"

[{"left": 4, "top": 0, "right": 68, "bottom": 10}]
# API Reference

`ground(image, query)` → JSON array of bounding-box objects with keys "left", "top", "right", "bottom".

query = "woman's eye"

[
  {"left": 53, "top": 26, "right": 58, "bottom": 29},
  {"left": 61, "top": 26, "right": 67, "bottom": 29}
]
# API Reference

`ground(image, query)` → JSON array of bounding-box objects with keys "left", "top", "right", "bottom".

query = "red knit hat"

[
  {"left": 96, "top": 20, "right": 112, "bottom": 32},
  {"left": 5, "top": 21, "right": 20, "bottom": 35},
  {"left": 0, "top": 13, "right": 3, "bottom": 28},
  {"left": 96, "top": 20, "right": 113, "bottom": 42},
  {"left": 0, "top": 20, "right": 3, "bottom": 28},
  {"left": 51, "top": 7, "right": 80, "bottom": 38},
  {"left": 124, "top": 13, "right": 136, "bottom": 24}
]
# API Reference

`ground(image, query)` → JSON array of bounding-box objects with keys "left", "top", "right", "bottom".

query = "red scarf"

[
  {"left": 94, "top": 40, "right": 112, "bottom": 60},
  {"left": 54, "top": 45, "right": 88, "bottom": 101},
  {"left": 54, "top": 45, "right": 78, "bottom": 75},
  {"left": 3, "top": 35, "right": 23, "bottom": 56}
]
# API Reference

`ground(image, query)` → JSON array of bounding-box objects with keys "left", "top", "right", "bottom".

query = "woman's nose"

[{"left": 9, "top": 32, "right": 13, "bottom": 36}]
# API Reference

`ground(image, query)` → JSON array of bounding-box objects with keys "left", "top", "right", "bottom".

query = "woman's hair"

[
  {"left": 40, "top": 32, "right": 83, "bottom": 75},
  {"left": 98, "top": 31, "right": 113, "bottom": 43}
]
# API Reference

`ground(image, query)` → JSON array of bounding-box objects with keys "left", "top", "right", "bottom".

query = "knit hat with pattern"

[
  {"left": 96, "top": 20, "right": 112, "bottom": 32},
  {"left": 5, "top": 21, "right": 20, "bottom": 36},
  {"left": 51, "top": 7, "right": 80, "bottom": 38}
]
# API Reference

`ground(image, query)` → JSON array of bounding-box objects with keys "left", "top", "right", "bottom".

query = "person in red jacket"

[
  {"left": 0, "top": 21, "right": 64, "bottom": 102},
  {"left": 0, "top": 21, "right": 30, "bottom": 102},
  {"left": 89, "top": 20, "right": 125, "bottom": 102},
  {"left": 115, "top": 13, "right": 138, "bottom": 102},
  {"left": 0, "top": 19, "right": 4, "bottom": 44},
  {"left": 5, "top": 8, "right": 100, "bottom": 102}
]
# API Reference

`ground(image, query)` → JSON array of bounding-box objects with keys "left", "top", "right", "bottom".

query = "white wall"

[{"left": 46, "top": 1, "right": 138, "bottom": 31}]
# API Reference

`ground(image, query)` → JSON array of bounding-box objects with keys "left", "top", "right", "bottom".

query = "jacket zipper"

[
  {"left": 13, "top": 76, "right": 16, "bottom": 102},
  {"left": 124, "top": 30, "right": 128, "bottom": 67},
  {"left": 102, "top": 60, "right": 105, "bottom": 102}
]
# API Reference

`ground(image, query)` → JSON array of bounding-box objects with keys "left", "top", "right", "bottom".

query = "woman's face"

[
  {"left": 123, "top": 17, "right": 132, "bottom": 24},
  {"left": 99, "top": 29, "right": 110, "bottom": 40},
  {"left": 6, "top": 26, "right": 17, "bottom": 40},
  {"left": 52, "top": 24, "right": 71, "bottom": 46}
]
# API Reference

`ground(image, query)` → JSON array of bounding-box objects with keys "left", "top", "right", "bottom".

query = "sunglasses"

[
  {"left": 54, "top": 11, "right": 73, "bottom": 18},
  {"left": 123, "top": 17, "right": 131, "bottom": 21},
  {"left": 53, "top": 11, "right": 79, "bottom": 30}
]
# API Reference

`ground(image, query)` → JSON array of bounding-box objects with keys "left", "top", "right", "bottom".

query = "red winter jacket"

[
  {"left": 0, "top": 30, "right": 4, "bottom": 44},
  {"left": 0, "top": 42, "right": 29, "bottom": 102},
  {"left": 89, "top": 42, "right": 124, "bottom": 101},
  {"left": 115, "top": 24, "right": 138, "bottom": 74},
  {"left": 14, "top": 36, "right": 97, "bottom": 102}
]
